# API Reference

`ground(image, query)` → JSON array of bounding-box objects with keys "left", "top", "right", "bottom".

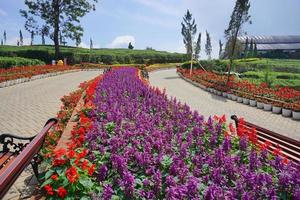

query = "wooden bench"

[
  {"left": 0, "top": 118, "right": 57, "bottom": 199},
  {"left": 231, "top": 115, "right": 300, "bottom": 162}
]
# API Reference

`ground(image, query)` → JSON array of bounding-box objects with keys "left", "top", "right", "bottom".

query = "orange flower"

[
  {"left": 57, "top": 186, "right": 67, "bottom": 198},
  {"left": 66, "top": 166, "right": 79, "bottom": 183},
  {"left": 44, "top": 184, "right": 54, "bottom": 196}
]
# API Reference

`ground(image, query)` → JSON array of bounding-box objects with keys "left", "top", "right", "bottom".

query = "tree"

[
  {"left": 19, "top": 30, "right": 23, "bottom": 46},
  {"left": 20, "top": 0, "right": 98, "bottom": 59},
  {"left": 244, "top": 38, "right": 249, "bottom": 58},
  {"left": 224, "top": 0, "right": 251, "bottom": 83},
  {"left": 128, "top": 42, "right": 134, "bottom": 49},
  {"left": 253, "top": 42, "right": 258, "bottom": 57},
  {"left": 194, "top": 33, "right": 201, "bottom": 60},
  {"left": 75, "top": 34, "right": 81, "bottom": 47},
  {"left": 205, "top": 31, "right": 212, "bottom": 60},
  {"left": 1, "top": 39, "right": 3, "bottom": 45},
  {"left": 249, "top": 39, "right": 254, "bottom": 57},
  {"left": 219, "top": 40, "right": 223, "bottom": 59},
  {"left": 41, "top": 26, "right": 49, "bottom": 45},
  {"left": 90, "top": 38, "right": 93, "bottom": 49},
  {"left": 30, "top": 31, "right": 34, "bottom": 45},
  {"left": 181, "top": 10, "right": 197, "bottom": 58},
  {"left": 3, "top": 30, "right": 6, "bottom": 44}
]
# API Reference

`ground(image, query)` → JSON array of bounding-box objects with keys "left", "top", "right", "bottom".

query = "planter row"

[
  {"left": 206, "top": 87, "right": 300, "bottom": 121},
  {"left": 0, "top": 69, "right": 103, "bottom": 88}
]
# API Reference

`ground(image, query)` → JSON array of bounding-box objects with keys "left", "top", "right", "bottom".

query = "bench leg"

[{"left": 31, "top": 154, "right": 42, "bottom": 181}]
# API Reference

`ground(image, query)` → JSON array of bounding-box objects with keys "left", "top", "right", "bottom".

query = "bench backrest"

[
  {"left": 231, "top": 115, "right": 300, "bottom": 163},
  {"left": 0, "top": 118, "right": 57, "bottom": 199}
]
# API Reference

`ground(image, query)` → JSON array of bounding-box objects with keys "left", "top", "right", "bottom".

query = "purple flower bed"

[{"left": 86, "top": 68, "right": 300, "bottom": 199}]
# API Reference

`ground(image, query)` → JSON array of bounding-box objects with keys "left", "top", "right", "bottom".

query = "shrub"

[{"left": 0, "top": 56, "right": 45, "bottom": 69}]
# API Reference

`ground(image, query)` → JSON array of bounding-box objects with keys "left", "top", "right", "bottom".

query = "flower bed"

[
  {"left": 0, "top": 65, "right": 81, "bottom": 84},
  {"left": 177, "top": 68, "right": 300, "bottom": 115},
  {"left": 42, "top": 67, "right": 299, "bottom": 199}
]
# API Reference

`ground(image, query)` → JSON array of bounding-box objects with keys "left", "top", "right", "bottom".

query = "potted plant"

[
  {"left": 272, "top": 101, "right": 283, "bottom": 114},
  {"left": 292, "top": 103, "right": 300, "bottom": 120},
  {"left": 263, "top": 99, "right": 273, "bottom": 111},
  {"left": 282, "top": 103, "right": 292, "bottom": 117},
  {"left": 242, "top": 93, "right": 250, "bottom": 105},
  {"left": 256, "top": 97, "right": 264, "bottom": 109},
  {"left": 249, "top": 95, "right": 257, "bottom": 107}
]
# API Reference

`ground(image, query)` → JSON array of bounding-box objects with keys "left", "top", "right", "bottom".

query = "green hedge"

[
  {"left": 0, "top": 56, "right": 45, "bottom": 69},
  {"left": 0, "top": 45, "right": 188, "bottom": 65}
]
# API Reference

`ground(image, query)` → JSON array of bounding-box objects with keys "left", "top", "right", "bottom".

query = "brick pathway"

[
  {"left": 1, "top": 71, "right": 101, "bottom": 200},
  {"left": 150, "top": 69, "right": 300, "bottom": 141}
]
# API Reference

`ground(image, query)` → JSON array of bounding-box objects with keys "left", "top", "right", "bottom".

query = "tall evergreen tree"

[
  {"left": 20, "top": 0, "right": 98, "bottom": 59},
  {"left": 219, "top": 40, "right": 223, "bottom": 59},
  {"left": 19, "top": 30, "right": 23, "bottom": 46},
  {"left": 17, "top": 40, "right": 20, "bottom": 46},
  {"left": 1, "top": 39, "right": 3, "bottom": 45},
  {"left": 30, "top": 30, "right": 34, "bottom": 45},
  {"left": 90, "top": 38, "right": 93, "bottom": 49},
  {"left": 194, "top": 33, "right": 201, "bottom": 60},
  {"left": 128, "top": 42, "right": 134, "bottom": 50},
  {"left": 41, "top": 26, "right": 49, "bottom": 45},
  {"left": 249, "top": 39, "right": 254, "bottom": 57},
  {"left": 205, "top": 31, "right": 212, "bottom": 60},
  {"left": 244, "top": 38, "right": 249, "bottom": 58},
  {"left": 224, "top": 0, "right": 251, "bottom": 82},
  {"left": 254, "top": 42, "right": 258, "bottom": 57},
  {"left": 181, "top": 10, "right": 197, "bottom": 58},
  {"left": 75, "top": 34, "right": 81, "bottom": 47},
  {"left": 3, "top": 30, "right": 6, "bottom": 44}
]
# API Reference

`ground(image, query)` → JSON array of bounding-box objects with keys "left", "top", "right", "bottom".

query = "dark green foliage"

[
  {"left": 181, "top": 10, "right": 197, "bottom": 57},
  {"left": 219, "top": 40, "right": 223, "bottom": 59},
  {"left": 3, "top": 31, "right": 6, "bottom": 44},
  {"left": 128, "top": 42, "right": 134, "bottom": 50},
  {"left": 194, "top": 33, "right": 201, "bottom": 60},
  {"left": 0, "top": 45, "right": 188, "bottom": 65},
  {"left": 20, "top": 0, "right": 98, "bottom": 59},
  {"left": 19, "top": 30, "right": 23, "bottom": 46},
  {"left": 30, "top": 31, "right": 34, "bottom": 46},
  {"left": 0, "top": 56, "right": 45, "bottom": 69},
  {"left": 205, "top": 31, "right": 212, "bottom": 59}
]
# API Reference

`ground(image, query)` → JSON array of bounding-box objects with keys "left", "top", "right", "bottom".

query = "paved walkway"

[
  {"left": 150, "top": 69, "right": 300, "bottom": 141},
  {"left": 1, "top": 71, "right": 101, "bottom": 200}
]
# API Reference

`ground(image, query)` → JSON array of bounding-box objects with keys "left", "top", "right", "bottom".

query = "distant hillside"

[{"left": 0, "top": 45, "right": 188, "bottom": 65}]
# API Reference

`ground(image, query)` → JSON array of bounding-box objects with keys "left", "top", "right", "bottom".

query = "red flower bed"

[{"left": 0, "top": 65, "right": 80, "bottom": 83}]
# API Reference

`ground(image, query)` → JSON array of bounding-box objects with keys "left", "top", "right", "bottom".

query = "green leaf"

[{"left": 44, "top": 169, "right": 54, "bottom": 180}]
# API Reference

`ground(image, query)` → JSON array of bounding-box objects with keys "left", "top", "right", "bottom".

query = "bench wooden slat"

[
  {"left": 0, "top": 118, "right": 57, "bottom": 199},
  {"left": 0, "top": 152, "right": 14, "bottom": 166},
  {"left": 0, "top": 156, "right": 16, "bottom": 175},
  {"left": 231, "top": 115, "right": 300, "bottom": 163}
]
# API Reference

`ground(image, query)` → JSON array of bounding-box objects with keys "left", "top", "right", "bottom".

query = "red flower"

[
  {"left": 53, "top": 148, "right": 67, "bottom": 158},
  {"left": 44, "top": 184, "right": 54, "bottom": 196},
  {"left": 57, "top": 186, "right": 67, "bottom": 198},
  {"left": 229, "top": 123, "right": 235, "bottom": 133},
  {"left": 68, "top": 149, "right": 76, "bottom": 159},
  {"left": 51, "top": 174, "right": 58, "bottom": 181},
  {"left": 88, "top": 164, "right": 96, "bottom": 176},
  {"left": 81, "top": 159, "right": 89, "bottom": 170},
  {"left": 273, "top": 144, "right": 283, "bottom": 157},
  {"left": 66, "top": 166, "right": 79, "bottom": 183},
  {"left": 282, "top": 157, "right": 289, "bottom": 165}
]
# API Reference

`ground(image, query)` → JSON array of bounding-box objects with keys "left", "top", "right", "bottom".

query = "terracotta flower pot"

[
  {"left": 272, "top": 106, "right": 282, "bottom": 114},
  {"left": 249, "top": 100, "right": 257, "bottom": 107},
  {"left": 282, "top": 108, "right": 292, "bottom": 117},
  {"left": 237, "top": 97, "right": 243, "bottom": 103},
  {"left": 263, "top": 103, "right": 272, "bottom": 111},
  {"left": 242, "top": 98, "right": 249, "bottom": 105},
  {"left": 257, "top": 102, "right": 264, "bottom": 109},
  {"left": 292, "top": 111, "right": 300, "bottom": 120}
]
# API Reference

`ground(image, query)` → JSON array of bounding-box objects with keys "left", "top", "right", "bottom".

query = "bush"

[
  {"left": 0, "top": 45, "right": 188, "bottom": 65},
  {"left": 0, "top": 56, "right": 45, "bottom": 69}
]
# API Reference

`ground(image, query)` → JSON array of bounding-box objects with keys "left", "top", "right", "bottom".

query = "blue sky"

[{"left": 0, "top": 0, "right": 299, "bottom": 58}]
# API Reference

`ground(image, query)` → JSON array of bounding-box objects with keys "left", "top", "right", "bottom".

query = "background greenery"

[
  {"left": 0, "top": 45, "right": 188, "bottom": 66},
  {"left": 0, "top": 56, "right": 45, "bottom": 69}
]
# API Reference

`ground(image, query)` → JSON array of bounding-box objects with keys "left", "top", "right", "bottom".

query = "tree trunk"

[
  {"left": 53, "top": 0, "right": 60, "bottom": 60},
  {"left": 226, "top": 23, "right": 241, "bottom": 84}
]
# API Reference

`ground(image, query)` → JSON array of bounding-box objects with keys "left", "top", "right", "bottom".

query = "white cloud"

[
  {"left": 0, "top": 8, "right": 7, "bottom": 16},
  {"left": 107, "top": 35, "right": 135, "bottom": 48},
  {"left": 132, "top": 0, "right": 180, "bottom": 16}
]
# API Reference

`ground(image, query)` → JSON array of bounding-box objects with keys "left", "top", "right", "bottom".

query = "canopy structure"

[{"left": 238, "top": 35, "right": 300, "bottom": 51}]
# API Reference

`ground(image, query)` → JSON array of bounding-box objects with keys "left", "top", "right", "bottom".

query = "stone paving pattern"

[
  {"left": 150, "top": 69, "right": 300, "bottom": 141},
  {"left": 1, "top": 71, "right": 101, "bottom": 200}
]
